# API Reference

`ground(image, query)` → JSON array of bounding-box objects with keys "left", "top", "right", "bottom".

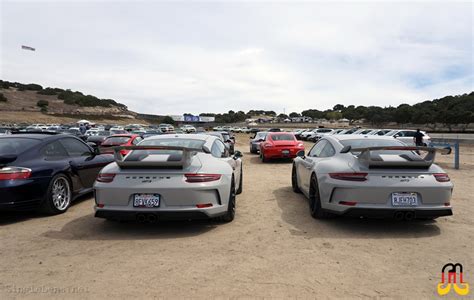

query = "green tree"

[
  {"left": 0, "top": 93, "right": 7, "bottom": 102},
  {"left": 289, "top": 112, "right": 300, "bottom": 118}
]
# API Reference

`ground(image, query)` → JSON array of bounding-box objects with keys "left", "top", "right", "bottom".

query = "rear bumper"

[
  {"left": 341, "top": 208, "right": 453, "bottom": 219},
  {"left": 262, "top": 147, "right": 304, "bottom": 159},
  {"left": 95, "top": 208, "right": 224, "bottom": 221},
  {"left": 0, "top": 178, "right": 50, "bottom": 211}
]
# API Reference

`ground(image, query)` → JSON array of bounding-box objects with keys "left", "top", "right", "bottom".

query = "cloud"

[{"left": 1, "top": 1, "right": 472, "bottom": 115}]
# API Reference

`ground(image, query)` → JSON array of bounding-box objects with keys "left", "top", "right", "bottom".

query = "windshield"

[
  {"left": 103, "top": 136, "right": 131, "bottom": 145},
  {"left": 0, "top": 138, "right": 41, "bottom": 154},
  {"left": 255, "top": 132, "right": 267, "bottom": 140}
]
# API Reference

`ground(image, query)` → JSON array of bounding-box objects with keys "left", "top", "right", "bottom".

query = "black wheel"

[
  {"left": 292, "top": 164, "right": 301, "bottom": 193},
  {"left": 309, "top": 174, "right": 331, "bottom": 219},
  {"left": 41, "top": 174, "right": 72, "bottom": 215},
  {"left": 260, "top": 151, "right": 268, "bottom": 163},
  {"left": 236, "top": 169, "right": 243, "bottom": 195},
  {"left": 218, "top": 178, "right": 236, "bottom": 222}
]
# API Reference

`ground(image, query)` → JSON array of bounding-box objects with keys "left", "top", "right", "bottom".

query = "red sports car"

[
  {"left": 100, "top": 134, "right": 143, "bottom": 156},
  {"left": 259, "top": 132, "right": 304, "bottom": 162}
]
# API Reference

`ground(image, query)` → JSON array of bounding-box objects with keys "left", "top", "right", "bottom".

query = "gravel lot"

[{"left": 1, "top": 134, "right": 473, "bottom": 299}]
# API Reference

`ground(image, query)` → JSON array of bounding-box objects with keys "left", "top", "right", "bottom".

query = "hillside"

[{"left": 0, "top": 80, "right": 143, "bottom": 124}]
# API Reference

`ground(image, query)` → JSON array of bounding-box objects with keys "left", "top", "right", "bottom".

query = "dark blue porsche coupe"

[{"left": 0, "top": 132, "right": 114, "bottom": 214}]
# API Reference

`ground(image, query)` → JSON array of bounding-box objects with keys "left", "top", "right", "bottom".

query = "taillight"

[
  {"left": 329, "top": 172, "right": 368, "bottom": 181},
  {"left": 263, "top": 143, "right": 273, "bottom": 148},
  {"left": 96, "top": 173, "right": 116, "bottom": 183},
  {"left": 297, "top": 143, "right": 304, "bottom": 147},
  {"left": 434, "top": 173, "right": 450, "bottom": 182},
  {"left": 0, "top": 167, "right": 32, "bottom": 180},
  {"left": 185, "top": 174, "right": 221, "bottom": 183},
  {"left": 119, "top": 150, "right": 128, "bottom": 156}
]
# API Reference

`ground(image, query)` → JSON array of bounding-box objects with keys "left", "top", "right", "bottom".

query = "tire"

[
  {"left": 41, "top": 174, "right": 72, "bottom": 215},
  {"left": 308, "top": 174, "right": 331, "bottom": 219},
  {"left": 236, "top": 168, "right": 243, "bottom": 195},
  {"left": 261, "top": 151, "right": 268, "bottom": 163},
  {"left": 291, "top": 164, "right": 301, "bottom": 193},
  {"left": 218, "top": 177, "right": 236, "bottom": 222}
]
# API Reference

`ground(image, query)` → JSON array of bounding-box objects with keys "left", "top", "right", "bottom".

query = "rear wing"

[
  {"left": 111, "top": 145, "right": 204, "bottom": 169},
  {"left": 344, "top": 146, "right": 451, "bottom": 168}
]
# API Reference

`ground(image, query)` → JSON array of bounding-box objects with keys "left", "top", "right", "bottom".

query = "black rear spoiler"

[
  {"left": 111, "top": 145, "right": 204, "bottom": 169},
  {"left": 342, "top": 146, "right": 451, "bottom": 168}
]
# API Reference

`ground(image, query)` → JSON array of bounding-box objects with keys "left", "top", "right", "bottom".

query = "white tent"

[{"left": 76, "top": 119, "right": 91, "bottom": 125}]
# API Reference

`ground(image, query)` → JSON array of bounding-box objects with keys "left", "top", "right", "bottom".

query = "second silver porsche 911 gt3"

[
  {"left": 292, "top": 135, "right": 453, "bottom": 220},
  {"left": 94, "top": 134, "right": 243, "bottom": 222}
]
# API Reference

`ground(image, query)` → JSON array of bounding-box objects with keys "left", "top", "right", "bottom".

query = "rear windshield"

[
  {"left": 125, "top": 138, "right": 205, "bottom": 161},
  {"left": 103, "top": 136, "right": 131, "bottom": 145},
  {"left": 0, "top": 138, "right": 41, "bottom": 154},
  {"left": 317, "top": 129, "right": 332, "bottom": 133},
  {"left": 270, "top": 134, "right": 295, "bottom": 141}
]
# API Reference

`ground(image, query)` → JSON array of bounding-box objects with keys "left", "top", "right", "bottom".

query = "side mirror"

[
  {"left": 87, "top": 142, "right": 100, "bottom": 155},
  {"left": 296, "top": 150, "right": 305, "bottom": 158},
  {"left": 233, "top": 150, "right": 243, "bottom": 159},
  {"left": 226, "top": 139, "right": 232, "bottom": 143},
  {"left": 340, "top": 145, "right": 352, "bottom": 153}
]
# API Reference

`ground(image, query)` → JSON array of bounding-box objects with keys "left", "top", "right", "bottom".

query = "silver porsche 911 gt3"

[
  {"left": 94, "top": 134, "right": 243, "bottom": 222},
  {"left": 292, "top": 135, "right": 453, "bottom": 220}
]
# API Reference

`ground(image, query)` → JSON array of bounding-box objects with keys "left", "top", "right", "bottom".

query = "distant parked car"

[
  {"left": 308, "top": 128, "right": 335, "bottom": 142},
  {"left": 181, "top": 125, "right": 196, "bottom": 133},
  {"left": 249, "top": 132, "right": 267, "bottom": 154},
  {"left": 159, "top": 124, "right": 174, "bottom": 133},
  {"left": 142, "top": 130, "right": 163, "bottom": 139},
  {"left": 241, "top": 127, "right": 251, "bottom": 134},
  {"left": 368, "top": 129, "right": 393, "bottom": 136},
  {"left": 86, "top": 131, "right": 111, "bottom": 146},
  {"left": 385, "top": 130, "right": 431, "bottom": 146},
  {"left": 100, "top": 134, "right": 143, "bottom": 155},
  {"left": 259, "top": 132, "right": 304, "bottom": 162},
  {"left": 0, "top": 128, "right": 11, "bottom": 135},
  {"left": 0, "top": 133, "right": 114, "bottom": 214}
]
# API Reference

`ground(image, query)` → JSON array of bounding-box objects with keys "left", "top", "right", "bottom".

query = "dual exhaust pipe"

[
  {"left": 136, "top": 213, "right": 157, "bottom": 223},
  {"left": 394, "top": 211, "right": 415, "bottom": 221}
]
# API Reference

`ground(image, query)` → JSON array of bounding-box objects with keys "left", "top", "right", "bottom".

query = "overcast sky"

[{"left": 1, "top": 1, "right": 472, "bottom": 115}]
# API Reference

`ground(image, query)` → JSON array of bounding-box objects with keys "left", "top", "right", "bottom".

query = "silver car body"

[
  {"left": 94, "top": 134, "right": 242, "bottom": 221},
  {"left": 292, "top": 135, "right": 453, "bottom": 219}
]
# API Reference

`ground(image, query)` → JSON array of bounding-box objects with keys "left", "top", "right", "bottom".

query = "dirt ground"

[{"left": 0, "top": 134, "right": 473, "bottom": 299}]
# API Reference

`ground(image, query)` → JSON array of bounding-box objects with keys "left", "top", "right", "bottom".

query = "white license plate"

[
  {"left": 133, "top": 194, "right": 160, "bottom": 208},
  {"left": 391, "top": 192, "right": 418, "bottom": 206},
  {"left": 282, "top": 150, "right": 290, "bottom": 155}
]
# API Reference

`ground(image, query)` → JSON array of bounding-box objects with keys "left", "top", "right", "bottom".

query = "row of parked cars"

[
  {"left": 294, "top": 128, "right": 431, "bottom": 146},
  {"left": 0, "top": 123, "right": 453, "bottom": 222}
]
